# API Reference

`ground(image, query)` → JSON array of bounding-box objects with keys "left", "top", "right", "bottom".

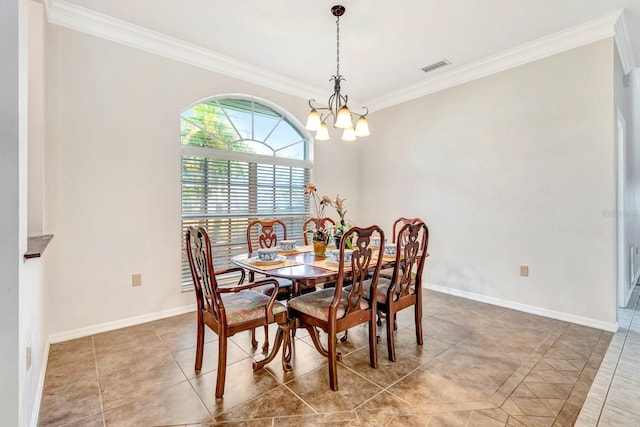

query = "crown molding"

[
  {"left": 614, "top": 10, "right": 635, "bottom": 75},
  {"left": 44, "top": 1, "right": 633, "bottom": 112},
  {"left": 43, "top": 0, "right": 326, "bottom": 101},
  {"left": 365, "top": 10, "right": 624, "bottom": 112}
]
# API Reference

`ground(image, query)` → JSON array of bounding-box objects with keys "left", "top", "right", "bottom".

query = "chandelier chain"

[{"left": 336, "top": 15, "right": 340, "bottom": 76}]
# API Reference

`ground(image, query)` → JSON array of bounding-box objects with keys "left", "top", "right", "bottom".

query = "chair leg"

[
  {"left": 195, "top": 315, "right": 205, "bottom": 371},
  {"left": 369, "top": 318, "right": 378, "bottom": 368},
  {"left": 386, "top": 309, "right": 396, "bottom": 362},
  {"left": 328, "top": 329, "right": 339, "bottom": 391},
  {"left": 261, "top": 324, "right": 270, "bottom": 353},
  {"left": 215, "top": 335, "right": 228, "bottom": 398},
  {"left": 415, "top": 302, "right": 423, "bottom": 346},
  {"left": 250, "top": 328, "right": 258, "bottom": 348}
]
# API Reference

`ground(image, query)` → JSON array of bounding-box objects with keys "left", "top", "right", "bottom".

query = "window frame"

[{"left": 180, "top": 94, "right": 313, "bottom": 291}]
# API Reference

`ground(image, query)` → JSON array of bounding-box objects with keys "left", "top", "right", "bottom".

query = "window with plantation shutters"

[{"left": 181, "top": 95, "right": 312, "bottom": 287}]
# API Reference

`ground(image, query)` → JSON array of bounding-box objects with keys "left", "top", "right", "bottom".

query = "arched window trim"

[{"left": 181, "top": 93, "right": 314, "bottom": 165}]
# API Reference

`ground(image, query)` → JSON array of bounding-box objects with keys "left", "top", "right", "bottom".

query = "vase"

[
  {"left": 333, "top": 233, "right": 343, "bottom": 249},
  {"left": 313, "top": 240, "right": 327, "bottom": 257}
]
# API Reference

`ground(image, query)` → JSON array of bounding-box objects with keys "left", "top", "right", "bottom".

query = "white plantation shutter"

[{"left": 181, "top": 95, "right": 312, "bottom": 287}]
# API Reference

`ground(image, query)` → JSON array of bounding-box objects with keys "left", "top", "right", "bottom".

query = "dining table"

[{"left": 231, "top": 244, "right": 400, "bottom": 296}]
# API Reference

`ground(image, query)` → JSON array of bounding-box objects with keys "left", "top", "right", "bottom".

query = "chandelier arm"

[{"left": 357, "top": 106, "right": 369, "bottom": 118}]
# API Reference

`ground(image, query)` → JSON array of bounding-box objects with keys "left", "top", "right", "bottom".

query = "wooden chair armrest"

[
  {"left": 214, "top": 267, "right": 246, "bottom": 286},
  {"left": 217, "top": 277, "right": 278, "bottom": 292}
]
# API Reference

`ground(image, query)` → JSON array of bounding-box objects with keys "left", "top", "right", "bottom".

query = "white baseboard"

[
  {"left": 30, "top": 340, "right": 50, "bottom": 427},
  {"left": 49, "top": 304, "right": 196, "bottom": 343},
  {"left": 424, "top": 282, "right": 618, "bottom": 333}
]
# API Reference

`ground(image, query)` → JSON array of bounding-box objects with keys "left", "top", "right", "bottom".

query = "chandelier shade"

[{"left": 305, "top": 5, "right": 370, "bottom": 142}]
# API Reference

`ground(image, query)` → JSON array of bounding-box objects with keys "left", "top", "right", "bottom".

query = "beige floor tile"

[
  {"left": 356, "top": 390, "right": 413, "bottom": 411},
  {"left": 189, "top": 358, "right": 282, "bottom": 415},
  {"left": 103, "top": 380, "right": 209, "bottom": 426},
  {"left": 261, "top": 337, "right": 329, "bottom": 382},
  {"left": 59, "top": 413, "right": 104, "bottom": 427},
  {"left": 173, "top": 338, "right": 251, "bottom": 379},
  {"left": 574, "top": 396, "right": 603, "bottom": 427},
  {"left": 421, "top": 316, "right": 472, "bottom": 345},
  {"left": 286, "top": 364, "right": 384, "bottom": 413},
  {"left": 466, "top": 411, "right": 507, "bottom": 426},
  {"left": 599, "top": 404, "right": 640, "bottom": 426},
  {"left": 389, "top": 325, "right": 452, "bottom": 363},
  {"left": 99, "top": 351, "right": 187, "bottom": 410},
  {"left": 214, "top": 385, "right": 315, "bottom": 421},
  {"left": 341, "top": 345, "right": 422, "bottom": 388},
  {"left": 604, "top": 376, "right": 640, "bottom": 416}
]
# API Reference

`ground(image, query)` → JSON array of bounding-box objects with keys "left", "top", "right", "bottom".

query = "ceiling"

[{"left": 53, "top": 0, "right": 640, "bottom": 110}]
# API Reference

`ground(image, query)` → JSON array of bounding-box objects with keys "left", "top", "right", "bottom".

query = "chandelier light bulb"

[
  {"left": 335, "top": 105, "right": 353, "bottom": 129},
  {"left": 354, "top": 116, "right": 370, "bottom": 137},
  {"left": 305, "top": 108, "right": 321, "bottom": 131},
  {"left": 315, "top": 122, "right": 330, "bottom": 141},
  {"left": 341, "top": 126, "right": 357, "bottom": 141}
]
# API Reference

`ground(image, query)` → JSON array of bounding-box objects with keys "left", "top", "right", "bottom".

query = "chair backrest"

[
  {"left": 392, "top": 217, "right": 422, "bottom": 245},
  {"left": 303, "top": 217, "right": 336, "bottom": 245},
  {"left": 389, "top": 221, "right": 429, "bottom": 300},
  {"left": 333, "top": 225, "right": 385, "bottom": 319},
  {"left": 246, "top": 219, "right": 288, "bottom": 253},
  {"left": 185, "top": 227, "right": 223, "bottom": 318}
]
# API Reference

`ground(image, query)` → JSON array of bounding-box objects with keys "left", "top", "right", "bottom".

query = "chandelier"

[{"left": 305, "top": 5, "right": 370, "bottom": 142}]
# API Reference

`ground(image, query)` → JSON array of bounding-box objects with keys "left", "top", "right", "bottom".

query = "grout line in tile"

[{"left": 91, "top": 335, "right": 107, "bottom": 427}]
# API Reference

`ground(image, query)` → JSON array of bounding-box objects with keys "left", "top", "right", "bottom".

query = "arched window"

[{"left": 180, "top": 95, "right": 312, "bottom": 286}]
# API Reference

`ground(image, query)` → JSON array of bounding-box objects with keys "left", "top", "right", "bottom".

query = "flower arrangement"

[
  {"left": 304, "top": 182, "right": 354, "bottom": 250},
  {"left": 330, "top": 195, "right": 353, "bottom": 249},
  {"left": 303, "top": 182, "right": 333, "bottom": 244}
]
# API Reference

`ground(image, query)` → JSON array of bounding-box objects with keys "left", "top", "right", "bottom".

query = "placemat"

[
  {"left": 237, "top": 258, "right": 303, "bottom": 271},
  {"left": 307, "top": 259, "right": 351, "bottom": 272},
  {"left": 278, "top": 244, "right": 313, "bottom": 255}
]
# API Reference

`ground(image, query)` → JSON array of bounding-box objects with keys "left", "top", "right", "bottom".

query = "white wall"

[
  {"left": 20, "top": 3, "right": 50, "bottom": 425},
  {"left": 0, "top": 0, "right": 23, "bottom": 424},
  {"left": 44, "top": 24, "right": 360, "bottom": 337},
  {"left": 360, "top": 39, "right": 617, "bottom": 328}
]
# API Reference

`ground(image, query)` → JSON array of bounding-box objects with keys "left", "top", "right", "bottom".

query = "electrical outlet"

[
  {"left": 132, "top": 273, "right": 142, "bottom": 286},
  {"left": 520, "top": 265, "right": 529, "bottom": 277},
  {"left": 26, "top": 345, "right": 32, "bottom": 371}
]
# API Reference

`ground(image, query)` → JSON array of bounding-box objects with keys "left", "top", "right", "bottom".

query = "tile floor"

[
  {"left": 39, "top": 290, "right": 614, "bottom": 426},
  {"left": 575, "top": 285, "right": 640, "bottom": 426}
]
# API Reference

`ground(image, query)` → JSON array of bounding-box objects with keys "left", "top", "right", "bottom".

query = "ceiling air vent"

[{"left": 421, "top": 59, "right": 451, "bottom": 74}]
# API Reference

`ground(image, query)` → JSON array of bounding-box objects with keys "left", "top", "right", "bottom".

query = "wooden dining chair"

[
  {"left": 303, "top": 217, "right": 336, "bottom": 245},
  {"left": 302, "top": 217, "right": 338, "bottom": 291},
  {"left": 246, "top": 219, "right": 293, "bottom": 349},
  {"left": 185, "top": 227, "right": 291, "bottom": 398},
  {"left": 288, "top": 225, "right": 385, "bottom": 391},
  {"left": 364, "top": 221, "right": 429, "bottom": 362},
  {"left": 246, "top": 219, "right": 293, "bottom": 298},
  {"left": 380, "top": 217, "right": 422, "bottom": 279}
]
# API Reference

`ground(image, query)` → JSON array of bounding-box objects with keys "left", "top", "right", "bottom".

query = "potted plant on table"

[
  {"left": 330, "top": 195, "right": 353, "bottom": 249},
  {"left": 303, "top": 182, "right": 332, "bottom": 256}
]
